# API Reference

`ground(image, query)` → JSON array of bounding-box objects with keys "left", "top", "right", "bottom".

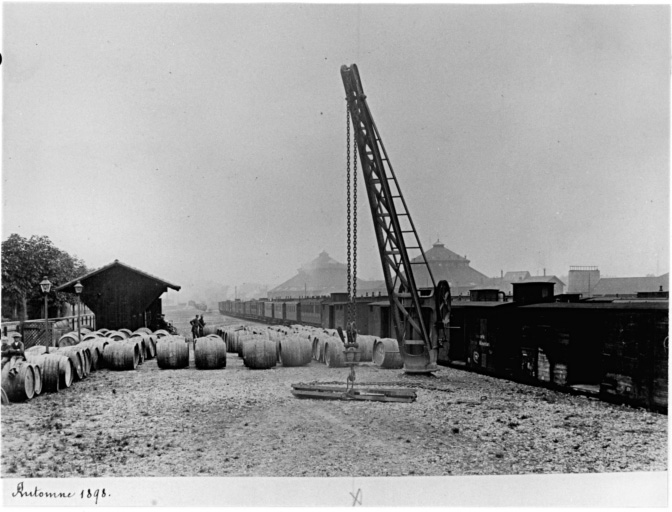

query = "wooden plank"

[
  {"left": 291, "top": 384, "right": 416, "bottom": 398},
  {"left": 291, "top": 389, "right": 415, "bottom": 403}
]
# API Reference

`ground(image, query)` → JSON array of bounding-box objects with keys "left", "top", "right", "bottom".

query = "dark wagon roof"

[{"left": 56, "top": 259, "right": 181, "bottom": 293}]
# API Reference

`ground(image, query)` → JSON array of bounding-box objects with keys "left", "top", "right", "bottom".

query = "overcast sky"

[{"left": 2, "top": 3, "right": 669, "bottom": 296}]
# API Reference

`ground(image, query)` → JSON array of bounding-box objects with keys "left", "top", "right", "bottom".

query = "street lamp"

[
  {"left": 40, "top": 276, "right": 52, "bottom": 347},
  {"left": 74, "top": 281, "right": 83, "bottom": 344}
]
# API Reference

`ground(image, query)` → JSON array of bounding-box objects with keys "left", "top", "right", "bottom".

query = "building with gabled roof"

[
  {"left": 410, "top": 240, "right": 489, "bottom": 295},
  {"left": 56, "top": 259, "right": 181, "bottom": 331},
  {"left": 268, "top": 251, "right": 385, "bottom": 299}
]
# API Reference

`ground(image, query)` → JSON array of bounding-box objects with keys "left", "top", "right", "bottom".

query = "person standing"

[
  {"left": 190, "top": 315, "right": 200, "bottom": 341},
  {"left": 1, "top": 336, "right": 26, "bottom": 375},
  {"left": 198, "top": 315, "right": 205, "bottom": 337}
]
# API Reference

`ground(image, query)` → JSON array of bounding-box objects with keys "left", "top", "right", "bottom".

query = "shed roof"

[
  {"left": 56, "top": 259, "right": 181, "bottom": 293},
  {"left": 592, "top": 274, "right": 668, "bottom": 296}
]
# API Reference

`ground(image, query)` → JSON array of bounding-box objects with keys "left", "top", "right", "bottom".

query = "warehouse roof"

[
  {"left": 592, "top": 274, "right": 668, "bottom": 296},
  {"left": 56, "top": 259, "right": 181, "bottom": 293}
]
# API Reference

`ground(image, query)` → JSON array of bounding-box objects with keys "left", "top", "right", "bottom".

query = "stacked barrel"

[{"left": 0, "top": 325, "right": 163, "bottom": 403}]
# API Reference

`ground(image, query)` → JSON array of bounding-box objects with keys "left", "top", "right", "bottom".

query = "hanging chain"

[
  {"left": 352, "top": 131, "right": 358, "bottom": 327},
  {"left": 346, "top": 104, "right": 352, "bottom": 328}
]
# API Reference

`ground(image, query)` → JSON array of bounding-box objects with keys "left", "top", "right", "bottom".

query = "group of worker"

[{"left": 190, "top": 314, "right": 205, "bottom": 340}]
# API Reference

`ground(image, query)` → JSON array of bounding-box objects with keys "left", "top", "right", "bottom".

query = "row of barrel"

[
  {"left": 147, "top": 334, "right": 228, "bottom": 370},
  {"left": 61, "top": 328, "right": 230, "bottom": 371},
  {"left": 214, "top": 324, "right": 404, "bottom": 370},
  {"left": 0, "top": 326, "right": 162, "bottom": 403}
]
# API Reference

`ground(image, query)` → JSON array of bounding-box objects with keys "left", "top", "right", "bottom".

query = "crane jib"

[{"left": 341, "top": 64, "right": 448, "bottom": 373}]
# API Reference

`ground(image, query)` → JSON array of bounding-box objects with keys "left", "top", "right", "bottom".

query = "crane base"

[{"left": 291, "top": 384, "right": 416, "bottom": 403}]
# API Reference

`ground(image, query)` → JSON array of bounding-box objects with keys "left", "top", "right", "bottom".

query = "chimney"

[
  {"left": 501, "top": 270, "right": 503, "bottom": 279},
  {"left": 543, "top": 268, "right": 546, "bottom": 277}
]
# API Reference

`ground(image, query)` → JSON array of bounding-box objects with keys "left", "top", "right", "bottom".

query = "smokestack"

[
  {"left": 501, "top": 270, "right": 503, "bottom": 279},
  {"left": 543, "top": 268, "right": 546, "bottom": 277}
]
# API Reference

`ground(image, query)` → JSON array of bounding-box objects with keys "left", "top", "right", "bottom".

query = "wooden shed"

[{"left": 56, "top": 260, "right": 181, "bottom": 331}]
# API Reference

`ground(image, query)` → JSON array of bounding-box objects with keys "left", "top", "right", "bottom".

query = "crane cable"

[{"left": 346, "top": 103, "right": 358, "bottom": 331}]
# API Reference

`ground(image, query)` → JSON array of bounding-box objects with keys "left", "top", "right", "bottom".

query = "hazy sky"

[{"left": 3, "top": 3, "right": 670, "bottom": 295}]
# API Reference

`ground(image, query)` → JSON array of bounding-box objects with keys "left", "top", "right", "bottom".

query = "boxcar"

[
  {"left": 299, "top": 298, "right": 323, "bottom": 327},
  {"left": 285, "top": 301, "right": 300, "bottom": 323},
  {"left": 273, "top": 302, "right": 285, "bottom": 323},
  {"left": 264, "top": 301, "right": 274, "bottom": 320}
]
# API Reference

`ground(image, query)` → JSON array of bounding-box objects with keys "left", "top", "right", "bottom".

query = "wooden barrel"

[
  {"left": 80, "top": 327, "right": 92, "bottom": 335},
  {"left": 56, "top": 347, "right": 85, "bottom": 380},
  {"left": 27, "top": 351, "right": 74, "bottom": 388},
  {"left": 194, "top": 336, "right": 227, "bottom": 369},
  {"left": 1, "top": 360, "right": 35, "bottom": 401},
  {"left": 26, "top": 345, "right": 48, "bottom": 356},
  {"left": 53, "top": 319, "right": 72, "bottom": 331},
  {"left": 237, "top": 333, "right": 256, "bottom": 358},
  {"left": 133, "top": 327, "right": 152, "bottom": 336},
  {"left": 83, "top": 332, "right": 103, "bottom": 342},
  {"left": 153, "top": 329, "right": 170, "bottom": 339},
  {"left": 58, "top": 356, "right": 74, "bottom": 388},
  {"left": 119, "top": 328, "right": 133, "bottom": 338},
  {"left": 104, "top": 341, "right": 139, "bottom": 370},
  {"left": 79, "top": 340, "right": 106, "bottom": 370},
  {"left": 354, "top": 335, "right": 377, "bottom": 362},
  {"left": 243, "top": 338, "right": 277, "bottom": 370},
  {"left": 313, "top": 336, "right": 327, "bottom": 362},
  {"left": 95, "top": 329, "right": 110, "bottom": 336},
  {"left": 125, "top": 339, "right": 144, "bottom": 365},
  {"left": 324, "top": 338, "right": 345, "bottom": 368},
  {"left": 57, "top": 332, "right": 81, "bottom": 347},
  {"left": 156, "top": 336, "right": 189, "bottom": 369},
  {"left": 106, "top": 330, "right": 128, "bottom": 341},
  {"left": 279, "top": 335, "right": 312, "bottom": 367},
  {"left": 83, "top": 347, "right": 93, "bottom": 374},
  {"left": 29, "top": 362, "right": 42, "bottom": 395},
  {"left": 372, "top": 338, "right": 404, "bottom": 369},
  {"left": 24, "top": 353, "right": 65, "bottom": 392},
  {"left": 202, "top": 325, "right": 219, "bottom": 336},
  {"left": 131, "top": 334, "right": 156, "bottom": 359}
]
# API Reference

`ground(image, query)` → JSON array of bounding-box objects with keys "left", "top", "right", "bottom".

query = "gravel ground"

[{"left": 1, "top": 307, "right": 667, "bottom": 479}]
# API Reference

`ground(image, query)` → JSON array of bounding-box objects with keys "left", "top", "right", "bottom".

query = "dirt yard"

[{"left": 1, "top": 307, "right": 667, "bottom": 479}]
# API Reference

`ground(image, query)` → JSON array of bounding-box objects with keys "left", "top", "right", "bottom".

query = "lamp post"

[
  {"left": 75, "top": 281, "right": 83, "bottom": 344},
  {"left": 40, "top": 276, "right": 52, "bottom": 347}
]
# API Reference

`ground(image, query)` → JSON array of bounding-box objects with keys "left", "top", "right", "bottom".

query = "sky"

[{"left": 2, "top": 2, "right": 670, "bottom": 299}]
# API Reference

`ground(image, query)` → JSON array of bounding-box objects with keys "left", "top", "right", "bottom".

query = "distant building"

[
  {"left": 268, "top": 251, "right": 385, "bottom": 300},
  {"left": 567, "top": 266, "right": 668, "bottom": 297},
  {"left": 592, "top": 273, "right": 669, "bottom": 297},
  {"left": 410, "top": 240, "right": 489, "bottom": 295},
  {"left": 568, "top": 266, "right": 601, "bottom": 296},
  {"left": 480, "top": 271, "right": 565, "bottom": 296}
]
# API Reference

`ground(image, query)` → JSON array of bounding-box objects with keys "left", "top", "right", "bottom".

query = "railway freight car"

[
  {"left": 441, "top": 284, "right": 668, "bottom": 412},
  {"left": 273, "top": 301, "right": 285, "bottom": 324},
  {"left": 264, "top": 301, "right": 274, "bottom": 323},
  {"left": 299, "top": 298, "right": 323, "bottom": 327},
  {"left": 285, "top": 301, "right": 300, "bottom": 323}
]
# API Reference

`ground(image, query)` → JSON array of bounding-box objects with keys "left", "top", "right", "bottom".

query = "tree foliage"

[{"left": 1, "top": 234, "right": 89, "bottom": 320}]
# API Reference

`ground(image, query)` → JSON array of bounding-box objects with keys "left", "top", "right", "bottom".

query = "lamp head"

[
  {"left": 40, "top": 277, "right": 52, "bottom": 294},
  {"left": 74, "top": 281, "right": 83, "bottom": 295}
]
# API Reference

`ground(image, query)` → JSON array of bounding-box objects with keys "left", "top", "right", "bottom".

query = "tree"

[{"left": 1, "top": 234, "right": 89, "bottom": 321}]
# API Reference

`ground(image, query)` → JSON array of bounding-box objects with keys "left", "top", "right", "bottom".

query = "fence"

[{"left": 2, "top": 314, "right": 96, "bottom": 349}]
